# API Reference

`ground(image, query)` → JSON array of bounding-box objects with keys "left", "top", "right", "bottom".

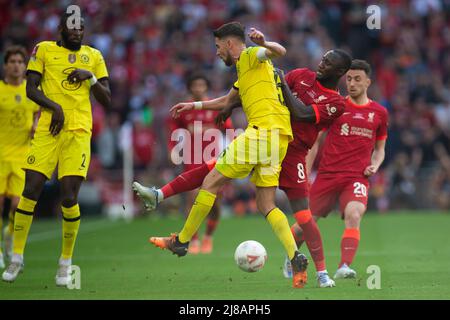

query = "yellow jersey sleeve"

[
  {"left": 93, "top": 49, "right": 109, "bottom": 80},
  {"left": 27, "top": 42, "right": 47, "bottom": 75},
  {"left": 233, "top": 80, "right": 239, "bottom": 90}
]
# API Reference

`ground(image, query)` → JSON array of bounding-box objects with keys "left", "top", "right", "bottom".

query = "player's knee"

[
  {"left": 61, "top": 194, "right": 78, "bottom": 208},
  {"left": 345, "top": 209, "right": 362, "bottom": 227},
  {"left": 22, "top": 184, "right": 41, "bottom": 201},
  {"left": 256, "top": 199, "right": 275, "bottom": 215}
]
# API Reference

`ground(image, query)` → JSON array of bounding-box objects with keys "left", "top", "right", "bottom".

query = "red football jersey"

[
  {"left": 167, "top": 104, "right": 233, "bottom": 168},
  {"left": 285, "top": 68, "right": 346, "bottom": 153},
  {"left": 318, "top": 97, "right": 389, "bottom": 177}
]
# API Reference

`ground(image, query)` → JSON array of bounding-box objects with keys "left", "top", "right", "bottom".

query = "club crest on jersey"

[
  {"left": 15, "top": 94, "right": 21, "bottom": 103},
  {"left": 81, "top": 54, "right": 89, "bottom": 64},
  {"left": 340, "top": 123, "right": 350, "bottom": 136},
  {"left": 68, "top": 54, "right": 76, "bottom": 64},
  {"left": 326, "top": 104, "right": 337, "bottom": 116},
  {"left": 368, "top": 112, "right": 375, "bottom": 122}
]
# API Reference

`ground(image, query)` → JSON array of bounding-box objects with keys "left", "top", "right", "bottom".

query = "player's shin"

[
  {"left": 266, "top": 208, "right": 297, "bottom": 260},
  {"left": 61, "top": 204, "right": 81, "bottom": 262},
  {"left": 340, "top": 228, "right": 360, "bottom": 267},
  {"left": 178, "top": 189, "right": 216, "bottom": 243},
  {"left": 294, "top": 210, "right": 326, "bottom": 272},
  {"left": 12, "top": 197, "right": 37, "bottom": 258}
]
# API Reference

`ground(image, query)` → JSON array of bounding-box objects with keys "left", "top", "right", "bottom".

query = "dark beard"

[{"left": 61, "top": 31, "right": 82, "bottom": 51}]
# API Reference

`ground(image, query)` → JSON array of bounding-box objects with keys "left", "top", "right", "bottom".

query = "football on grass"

[{"left": 234, "top": 240, "right": 267, "bottom": 272}]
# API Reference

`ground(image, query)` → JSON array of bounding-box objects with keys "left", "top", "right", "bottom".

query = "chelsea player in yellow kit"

[
  {"left": 138, "top": 22, "right": 308, "bottom": 288},
  {"left": 0, "top": 46, "right": 39, "bottom": 269},
  {"left": 2, "top": 12, "right": 111, "bottom": 285}
]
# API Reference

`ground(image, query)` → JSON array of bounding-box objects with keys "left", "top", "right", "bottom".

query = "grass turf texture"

[{"left": 0, "top": 211, "right": 449, "bottom": 300}]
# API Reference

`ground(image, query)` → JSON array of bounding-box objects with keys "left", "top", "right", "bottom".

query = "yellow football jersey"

[
  {"left": 234, "top": 46, "right": 292, "bottom": 139},
  {"left": 27, "top": 41, "right": 109, "bottom": 133},
  {"left": 0, "top": 80, "right": 40, "bottom": 161}
]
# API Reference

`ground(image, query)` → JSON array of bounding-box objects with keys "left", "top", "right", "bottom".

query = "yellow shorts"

[
  {"left": 23, "top": 129, "right": 91, "bottom": 180},
  {"left": 0, "top": 160, "right": 25, "bottom": 197},
  {"left": 215, "top": 127, "right": 289, "bottom": 187}
]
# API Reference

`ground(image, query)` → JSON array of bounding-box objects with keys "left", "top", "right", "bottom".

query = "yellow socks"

[
  {"left": 179, "top": 190, "right": 216, "bottom": 243},
  {"left": 61, "top": 204, "right": 81, "bottom": 260},
  {"left": 266, "top": 208, "right": 297, "bottom": 260},
  {"left": 13, "top": 197, "right": 37, "bottom": 256}
]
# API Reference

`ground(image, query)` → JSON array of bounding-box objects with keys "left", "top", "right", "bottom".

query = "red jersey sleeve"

[
  {"left": 376, "top": 107, "right": 389, "bottom": 140},
  {"left": 166, "top": 115, "right": 183, "bottom": 152},
  {"left": 223, "top": 117, "right": 233, "bottom": 130},
  {"left": 313, "top": 95, "right": 346, "bottom": 125}
]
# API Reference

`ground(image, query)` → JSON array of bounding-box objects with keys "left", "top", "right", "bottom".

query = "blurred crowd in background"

[{"left": 1, "top": 0, "right": 449, "bottom": 217}]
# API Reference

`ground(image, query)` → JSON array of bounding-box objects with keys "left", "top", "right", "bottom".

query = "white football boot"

[
  {"left": 132, "top": 182, "right": 159, "bottom": 212},
  {"left": 317, "top": 270, "right": 336, "bottom": 287},
  {"left": 55, "top": 258, "right": 72, "bottom": 287},
  {"left": 334, "top": 263, "right": 357, "bottom": 279},
  {"left": 282, "top": 255, "right": 293, "bottom": 279},
  {"left": 2, "top": 254, "right": 24, "bottom": 282}
]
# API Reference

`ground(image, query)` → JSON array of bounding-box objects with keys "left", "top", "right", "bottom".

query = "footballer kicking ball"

[{"left": 234, "top": 240, "right": 267, "bottom": 272}]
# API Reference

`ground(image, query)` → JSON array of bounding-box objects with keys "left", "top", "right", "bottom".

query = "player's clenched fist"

[
  {"left": 170, "top": 102, "right": 194, "bottom": 118},
  {"left": 67, "top": 69, "right": 93, "bottom": 84},
  {"left": 364, "top": 165, "right": 377, "bottom": 177},
  {"left": 248, "top": 28, "right": 266, "bottom": 46}
]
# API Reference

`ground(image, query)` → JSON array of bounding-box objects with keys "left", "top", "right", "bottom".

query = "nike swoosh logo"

[
  {"left": 54, "top": 57, "right": 61, "bottom": 60},
  {"left": 300, "top": 81, "right": 311, "bottom": 87},
  {"left": 343, "top": 112, "right": 351, "bottom": 115},
  {"left": 297, "top": 180, "right": 306, "bottom": 183}
]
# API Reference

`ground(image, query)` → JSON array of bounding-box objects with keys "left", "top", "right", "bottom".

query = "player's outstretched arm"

[
  {"left": 170, "top": 87, "right": 239, "bottom": 118},
  {"left": 275, "top": 69, "right": 316, "bottom": 123},
  {"left": 26, "top": 71, "right": 65, "bottom": 136},
  {"left": 215, "top": 101, "right": 241, "bottom": 127},
  {"left": 67, "top": 69, "right": 111, "bottom": 108},
  {"left": 248, "top": 28, "right": 286, "bottom": 59}
]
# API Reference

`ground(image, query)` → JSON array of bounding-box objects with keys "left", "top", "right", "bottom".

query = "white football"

[{"left": 234, "top": 240, "right": 267, "bottom": 272}]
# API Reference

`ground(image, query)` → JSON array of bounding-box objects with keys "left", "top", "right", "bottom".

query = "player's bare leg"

[
  {"left": 334, "top": 201, "right": 365, "bottom": 279},
  {"left": 56, "top": 176, "right": 83, "bottom": 286},
  {"left": 2, "top": 170, "right": 46, "bottom": 282}
]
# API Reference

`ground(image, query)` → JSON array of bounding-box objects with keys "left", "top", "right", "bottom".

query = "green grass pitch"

[{"left": 1, "top": 211, "right": 449, "bottom": 300}]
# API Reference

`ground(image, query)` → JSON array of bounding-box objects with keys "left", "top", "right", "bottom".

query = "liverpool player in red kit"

[
  {"left": 134, "top": 50, "right": 353, "bottom": 287},
  {"left": 289, "top": 59, "right": 388, "bottom": 279},
  {"left": 134, "top": 73, "right": 232, "bottom": 254}
]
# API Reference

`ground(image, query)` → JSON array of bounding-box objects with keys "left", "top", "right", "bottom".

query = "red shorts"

[
  {"left": 279, "top": 146, "right": 309, "bottom": 200},
  {"left": 310, "top": 174, "right": 369, "bottom": 218}
]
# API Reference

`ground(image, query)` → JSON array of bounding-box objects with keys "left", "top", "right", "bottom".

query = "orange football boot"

[
  {"left": 291, "top": 251, "right": 309, "bottom": 288},
  {"left": 149, "top": 233, "right": 189, "bottom": 257}
]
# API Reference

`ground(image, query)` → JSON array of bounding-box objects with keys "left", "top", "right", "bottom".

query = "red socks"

[
  {"left": 293, "top": 209, "right": 326, "bottom": 272},
  {"left": 160, "top": 159, "right": 216, "bottom": 199},
  {"left": 205, "top": 219, "right": 219, "bottom": 236},
  {"left": 340, "top": 228, "right": 360, "bottom": 267}
]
